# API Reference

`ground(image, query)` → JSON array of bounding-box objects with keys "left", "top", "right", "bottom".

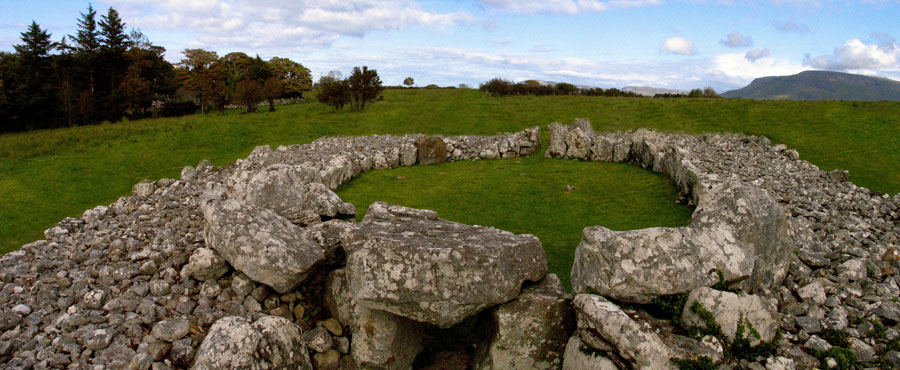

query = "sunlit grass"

[{"left": 1, "top": 89, "right": 899, "bottom": 254}]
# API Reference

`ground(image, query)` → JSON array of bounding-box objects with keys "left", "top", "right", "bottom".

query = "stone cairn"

[{"left": 0, "top": 118, "right": 898, "bottom": 370}]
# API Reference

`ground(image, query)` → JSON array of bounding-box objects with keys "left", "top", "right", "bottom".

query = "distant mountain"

[
  {"left": 622, "top": 86, "right": 687, "bottom": 96},
  {"left": 721, "top": 70, "right": 900, "bottom": 101}
]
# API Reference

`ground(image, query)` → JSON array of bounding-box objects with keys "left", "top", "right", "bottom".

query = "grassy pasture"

[{"left": 2, "top": 90, "right": 899, "bottom": 280}]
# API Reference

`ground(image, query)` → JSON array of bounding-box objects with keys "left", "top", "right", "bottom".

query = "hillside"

[{"left": 722, "top": 70, "right": 900, "bottom": 101}]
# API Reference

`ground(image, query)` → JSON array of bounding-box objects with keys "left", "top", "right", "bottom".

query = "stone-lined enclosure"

[{"left": 0, "top": 119, "right": 899, "bottom": 369}]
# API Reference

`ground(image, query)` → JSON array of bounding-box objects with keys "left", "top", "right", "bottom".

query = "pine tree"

[
  {"left": 99, "top": 7, "right": 128, "bottom": 51},
  {"left": 14, "top": 21, "right": 53, "bottom": 67},
  {"left": 73, "top": 4, "right": 100, "bottom": 53}
]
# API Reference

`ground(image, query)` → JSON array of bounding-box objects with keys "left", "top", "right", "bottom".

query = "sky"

[{"left": 2, "top": 0, "right": 899, "bottom": 91}]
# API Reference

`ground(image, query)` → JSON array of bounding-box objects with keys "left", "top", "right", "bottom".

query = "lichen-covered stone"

[
  {"left": 345, "top": 202, "right": 547, "bottom": 327},
  {"left": 415, "top": 136, "right": 449, "bottom": 165},
  {"left": 182, "top": 247, "right": 229, "bottom": 281},
  {"left": 201, "top": 198, "right": 324, "bottom": 293},
  {"left": 474, "top": 274, "right": 573, "bottom": 370},
  {"left": 192, "top": 315, "right": 313, "bottom": 370},
  {"left": 681, "top": 287, "right": 779, "bottom": 343},
  {"left": 350, "top": 307, "right": 424, "bottom": 370},
  {"left": 573, "top": 294, "right": 675, "bottom": 370},
  {"left": 562, "top": 336, "right": 619, "bottom": 370}
]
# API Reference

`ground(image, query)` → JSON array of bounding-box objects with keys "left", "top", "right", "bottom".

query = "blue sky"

[{"left": 2, "top": 0, "right": 899, "bottom": 91}]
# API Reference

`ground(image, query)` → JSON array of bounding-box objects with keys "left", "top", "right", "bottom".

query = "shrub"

[
  {"left": 347, "top": 66, "right": 384, "bottom": 112},
  {"left": 479, "top": 78, "right": 514, "bottom": 97},
  {"left": 316, "top": 78, "right": 350, "bottom": 111},
  {"left": 671, "top": 356, "right": 717, "bottom": 370}
]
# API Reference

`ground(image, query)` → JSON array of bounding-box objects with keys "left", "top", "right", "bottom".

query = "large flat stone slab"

[{"left": 344, "top": 202, "right": 548, "bottom": 328}]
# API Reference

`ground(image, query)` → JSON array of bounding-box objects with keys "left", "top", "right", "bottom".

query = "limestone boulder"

[
  {"left": 235, "top": 163, "right": 355, "bottom": 223},
  {"left": 350, "top": 307, "right": 424, "bottom": 370},
  {"left": 562, "top": 336, "right": 620, "bottom": 370},
  {"left": 192, "top": 315, "right": 313, "bottom": 370},
  {"left": 301, "top": 220, "right": 359, "bottom": 265},
  {"left": 545, "top": 123, "right": 569, "bottom": 158},
  {"left": 681, "top": 287, "right": 779, "bottom": 344},
  {"left": 345, "top": 202, "right": 547, "bottom": 327},
  {"left": 573, "top": 294, "right": 675, "bottom": 370},
  {"left": 571, "top": 180, "right": 790, "bottom": 303},
  {"left": 474, "top": 274, "right": 574, "bottom": 370},
  {"left": 182, "top": 247, "right": 229, "bottom": 282},
  {"left": 415, "top": 136, "right": 449, "bottom": 165},
  {"left": 201, "top": 198, "right": 325, "bottom": 293},
  {"left": 323, "top": 267, "right": 423, "bottom": 370}
]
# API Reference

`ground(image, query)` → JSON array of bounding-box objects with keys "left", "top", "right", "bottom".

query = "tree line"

[
  {"left": 479, "top": 77, "right": 720, "bottom": 99},
  {"left": 0, "top": 5, "right": 314, "bottom": 133}
]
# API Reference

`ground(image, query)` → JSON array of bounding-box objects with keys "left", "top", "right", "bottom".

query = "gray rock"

[
  {"left": 183, "top": 247, "right": 229, "bottom": 282},
  {"left": 681, "top": 287, "right": 779, "bottom": 343},
  {"left": 151, "top": 318, "right": 190, "bottom": 343},
  {"left": 565, "top": 127, "right": 593, "bottom": 159},
  {"left": 474, "top": 274, "right": 574, "bottom": 370},
  {"left": 573, "top": 294, "right": 675, "bottom": 369},
  {"left": 84, "top": 329, "right": 114, "bottom": 351},
  {"left": 0, "top": 309, "right": 21, "bottom": 330},
  {"left": 201, "top": 198, "right": 325, "bottom": 293},
  {"left": 872, "top": 301, "right": 900, "bottom": 323},
  {"left": 837, "top": 259, "right": 867, "bottom": 281},
  {"left": 126, "top": 352, "right": 152, "bottom": 370},
  {"left": 561, "top": 336, "right": 619, "bottom": 370},
  {"left": 302, "top": 326, "right": 333, "bottom": 353},
  {"left": 84, "top": 289, "right": 107, "bottom": 309},
  {"left": 234, "top": 163, "right": 355, "bottom": 222},
  {"left": 350, "top": 307, "right": 424, "bottom": 370},
  {"left": 192, "top": 315, "right": 313, "bottom": 369},
  {"left": 795, "top": 316, "right": 823, "bottom": 334},
  {"left": 11, "top": 304, "right": 31, "bottom": 316},
  {"left": 797, "top": 281, "right": 826, "bottom": 305},
  {"left": 169, "top": 338, "right": 195, "bottom": 368},
  {"left": 847, "top": 337, "right": 874, "bottom": 363},
  {"left": 571, "top": 180, "right": 791, "bottom": 303},
  {"left": 545, "top": 123, "right": 569, "bottom": 158},
  {"left": 804, "top": 335, "right": 831, "bottom": 353},
  {"left": 345, "top": 202, "right": 547, "bottom": 327},
  {"left": 133, "top": 181, "right": 156, "bottom": 197}
]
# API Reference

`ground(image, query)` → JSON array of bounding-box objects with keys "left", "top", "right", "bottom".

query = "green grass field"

[{"left": 2, "top": 90, "right": 899, "bottom": 276}]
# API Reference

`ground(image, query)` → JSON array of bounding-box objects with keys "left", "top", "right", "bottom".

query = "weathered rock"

[
  {"left": 474, "top": 274, "right": 574, "bottom": 370},
  {"left": 350, "top": 307, "right": 424, "bottom": 370},
  {"left": 415, "top": 136, "right": 449, "bottom": 165},
  {"left": 313, "top": 349, "right": 341, "bottom": 370},
  {"left": 151, "top": 318, "right": 190, "bottom": 343},
  {"left": 302, "top": 326, "right": 333, "bottom": 353},
  {"left": 565, "top": 127, "right": 593, "bottom": 159},
  {"left": 345, "top": 202, "right": 547, "bottom": 327},
  {"left": 133, "top": 181, "right": 156, "bottom": 197},
  {"left": 571, "top": 180, "right": 791, "bottom": 303},
  {"left": 301, "top": 220, "right": 358, "bottom": 264},
  {"left": 201, "top": 198, "right": 325, "bottom": 293},
  {"left": 545, "top": 122, "right": 569, "bottom": 158},
  {"left": 182, "top": 247, "right": 229, "bottom": 281},
  {"left": 192, "top": 315, "right": 313, "bottom": 369},
  {"left": 561, "top": 336, "right": 619, "bottom": 370},
  {"left": 681, "top": 287, "right": 779, "bottom": 343},
  {"left": 573, "top": 294, "right": 675, "bottom": 369},
  {"left": 797, "top": 281, "right": 826, "bottom": 305},
  {"left": 84, "top": 329, "right": 114, "bottom": 351}
]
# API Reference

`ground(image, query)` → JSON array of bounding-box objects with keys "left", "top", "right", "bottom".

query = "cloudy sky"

[{"left": 2, "top": 0, "right": 899, "bottom": 91}]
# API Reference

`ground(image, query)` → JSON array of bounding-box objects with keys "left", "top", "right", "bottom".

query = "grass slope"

[
  {"left": 336, "top": 156, "right": 694, "bottom": 289},
  {"left": 722, "top": 70, "right": 900, "bottom": 101},
  {"left": 2, "top": 89, "right": 899, "bottom": 257}
]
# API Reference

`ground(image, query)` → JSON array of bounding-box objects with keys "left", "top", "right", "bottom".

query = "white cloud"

[
  {"left": 108, "top": 0, "right": 471, "bottom": 50},
  {"left": 745, "top": 47, "right": 771, "bottom": 62},
  {"left": 772, "top": 19, "right": 810, "bottom": 33},
  {"left": 660, "top": 37, "right": 696, "bottom": 56},
  {"left": 478, "top": 0, "right": 661, "bottom": 14},
  {"left": 720, "top": 32, "right": 752, "bottom": 48},
  {"left": 711, "top": 52, "right": 809, "bottom": 85},
  {"left": 803, "top": 38, "right": 900, "bottom": 70}
]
